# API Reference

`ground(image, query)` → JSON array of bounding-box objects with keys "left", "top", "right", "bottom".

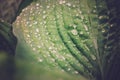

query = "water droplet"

[
  {"left": 91, "top": 55, "right": 96, "bottom": 60},
  {"left": 44, "top": 26, "right": 47, "bottom": 28},
  {"left": 49, "top": 47, "right": 52, "bottom": 50},
  {"left": 110, "top": 24, "right": 116, "bottom": 27},
  {"left": 74, "top": 71, "right": 78, "bottom": 74},
  {"left": 59, "top": 0, "right": 66, "bottom": 4},
  {"left": 38, "top": 58, "right": 43, "bottom": 62},
  {"left": 61, "top": 69, "right": 65, "bottom": 72},
  {"left": 33, "top": 48, "right": 36, "bottom": 51},
  {"left": 79, "top": 10, "right": 82, "bottom": 14},
  {"left": 32, "top": 13, "right": 35, "bottom": 16},
  {"left": 76, "top": 14, "right": 79, "bottom": 17},
  {"left": 102, "top": 29, "right": 105, "bottom": 33},
  {"left": 65, "top": 64, "right": 68, "bottom": 67},
  {"left": 40, "top": 6, "right": 42, "bottom": 8},
  {"left": 48, "top": 54, "right": 50, "bottom": 57},
  {"left": 43, "top": 15, "right": 46, "bottom": 19},
  {"left": 67, "top": 68, "right": 71, "bottom": 71},
  {"left": 35, "top": 32, "right": 38, "bottom": 35},
  {"left": 83, "top": 25, "right": 88, "bottom": 31},
  {"left": 34, "top": 21, "right": 38, "bottom": 24},
  {"left": 40, "top": 22, "right": 43, "bottom": 25},
  {"left": 43, "top": 11, "right": 46, "bottom": 14},
  {"left": 27, "top": 34, "right": 30, "bottom": 37},
  {"left": 87, "top": 32, "right": 90, "bottom": 34},
  {"left": 36, "top": 3, "right": 40, "bottom": 6},
  {"left": 80, "top": 31, "right": 83, "bottom": 34},
  {"left": 66, "top": 3, "right": 71, "bottom": 7},
  {"left": 72, "top": 5, "right": 76, "bottom": 8},
  {"left": 51, "top": 58, "right": 55, "bottom": 62},
  {"left": 53, "top": 18, "right": 55, "bottom": 21},
  {"left": 47, "top": 5, "right": 50, "bottom": 8},
  {"left": 22, "top": 8, "right": 25, "bottom": 12},
  {"left": 26, "top": 21, "right": 29, "bottom": 25},
  {"left": 71, "top": 29, "right": 78, "bottom": 35},
  {"left": 62, "top": 56, "right": 65, "bottom": 60},
  {"left": 52, "top": 50, "right": 57, "bottom": 53},
  {"left": 36, "top": 7, "right": 39, "bottom": 10},
  {"left": 46, "top": 32, "right": 49, "bottom": 35},
  {"left": 93, "top": 10, "right": 96, "bottom": 13},
  {"left": 37, "top": 45, "right": 41, "bottom": 48},
  {"left": 45, "top": 40, "right": 48, "bottom": 43},
  {"left": 59, "top": 1, "right": 63, "bottom": 4},
  {"left": 36, "top": 28, "right": 39, "bottom": 32},
  {"left": 57, "top": 15, "right": 60, "bottom": 18},
  {"left": 30, "top": 44, "right": 33, "bottom": 47},
  {"left": 94, "top": 6, "right": 97, "bottom": 8},
  {"left": 73, "top": 25, "right": 77, "bottom": 28},
  {"left": 43, "top": 21, "right": 46, "bottom": 24},
  {"left": 62, "top": 0, "right": 66, "bottom": 3},
  {"left": 81, "top": 16, "right": 84, "bottom": 19},
  {"left": 99, "top": 16, "right": 103, "bottom": 19}
]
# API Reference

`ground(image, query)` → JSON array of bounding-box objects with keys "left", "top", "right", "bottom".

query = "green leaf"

[{"left": 13, "top": 0, "right": 119, "bottom": 80}]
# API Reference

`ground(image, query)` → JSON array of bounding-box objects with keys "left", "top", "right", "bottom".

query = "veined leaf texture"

[{"left": 13, "top": 0, "right": 120, "bottom": 80}]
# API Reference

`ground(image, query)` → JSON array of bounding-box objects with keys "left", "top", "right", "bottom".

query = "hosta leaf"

[{"left": 13, "top": 0, "right": 119, "bottom": 80}]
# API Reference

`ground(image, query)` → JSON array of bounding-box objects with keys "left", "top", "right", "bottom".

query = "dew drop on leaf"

[{"left": 71, "top": 29, "right": 78, "bottom": 35}]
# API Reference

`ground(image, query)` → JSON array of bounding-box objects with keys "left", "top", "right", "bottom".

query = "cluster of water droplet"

[{"left": 13, "top": 0, "right": 98, "bottom": 77}]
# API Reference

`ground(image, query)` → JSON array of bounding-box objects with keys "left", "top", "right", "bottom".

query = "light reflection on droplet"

[
  {"left": 33, "top": 48, "right": 36, "bottom": 51},
  {"left": 74, "top": 71, "right": 79, "bottom": 74},
  {"left": 73, "top": 25, "right": 77, "bottom": 29},
  {"left": 43, "top": 11, "right": 46, "bottom": 14},
  {"left": 49, "top": 47, "right": 52, "bottom": 50},
  {"left": 83, "top": 25, "right": 88, "bottom": 31},
  {"left": 36, "top": 7, "right": 39, "bottom": 10},
  {"left": 43, "top": 21, "right": 47, "bottom": 24},
  {"left": 59, "top": 0, "right": 66, "bottom": 4},
  {"left": 71, "top": 29, "right": 78, "bottom": 35},
  {"left": 72, "top": 5, "right": 76, "bottom": 8},
  {"left": 66, "top": 3, "right": 71, "bottom": 7},
  {"left": 34, "top": 21, "right": 38, "bottom": 24},
  {"left": 47, "top": 5, "right": 50, "bottom": 8},
  {"left": 43, "top": 15, "right": 46, "bottom": 19},
  {"left": 80, "top": 31, "right": 83, "bottom": 34},
  {"left": 38, "top": 58, "right": 43, "bottom": 62},
  {"left": 66, "top": 68, "right": 70, "bottom": 71},
  {"left": 36, "top": 3, "right": 40, "bottom": 6},
  {"left": 27, "top": 34, "right": 30, "bottom": 37},
  {"left": 102, "top": 29, "right": 105, "bottom": 33},
  {"left": 93, "top": 10, "right": 96, "bottom": 13},
  {"left": 91, "top": 55, "right": 96, "bottom": 60},
  {"left": 37, "top": 45, "right": 41, "bottom": 48},
  {"left": 36, "top": 28, "right": 39, "bottom": 32}
]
